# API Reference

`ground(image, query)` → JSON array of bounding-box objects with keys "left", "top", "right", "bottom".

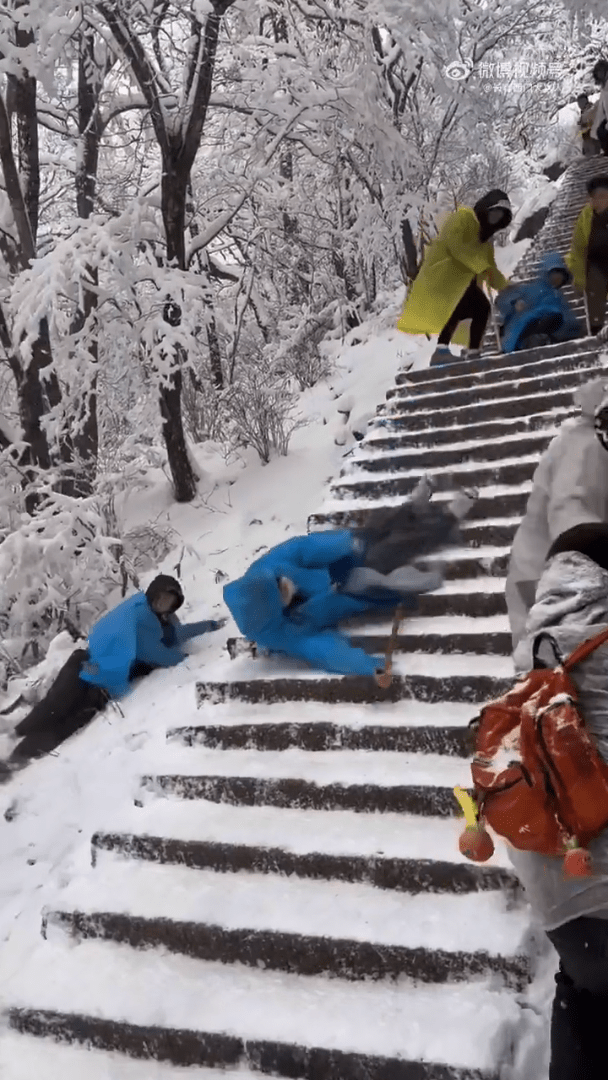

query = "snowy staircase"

[{"left": 6, "top": 158, "right": 608, "bottom": 1078}]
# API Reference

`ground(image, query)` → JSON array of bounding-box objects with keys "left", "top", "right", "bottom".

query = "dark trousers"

[
  {"left": 546, "top": 916, "right": 608, "bottom": 1080},
  {"left": 596, "top": 119, "right": 608, "bottom": 157},
  {"left": 437, "top": 281, "right": 491, "bottom": 350},
  {"left": 586, "top": 263, "right": 608, "bottom": 332},
  {"left": 11, "top": 648, "right": 109, "bottom": 760}
]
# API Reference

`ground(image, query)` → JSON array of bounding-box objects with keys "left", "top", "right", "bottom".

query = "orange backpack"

[{"left": 464, "top": 626, "right": 608, "bottom": 877}]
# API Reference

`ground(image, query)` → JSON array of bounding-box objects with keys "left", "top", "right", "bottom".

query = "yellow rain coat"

[
  {"left": 397, "top": 207, "right": 509, "bottom": 344},
  {"left": 565, "top": 204, "right": 593, "bottom": 290}
]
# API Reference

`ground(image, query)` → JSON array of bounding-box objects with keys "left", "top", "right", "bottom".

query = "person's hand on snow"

[{"left": 208, "top": 617, "right": 228, "bottom": 631}]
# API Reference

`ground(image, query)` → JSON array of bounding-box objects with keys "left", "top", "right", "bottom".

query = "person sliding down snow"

[
  {"left": 343, "top": 478, "right": 477, "bottom": 599},
  {"left": 224, "top": 532, "right": 398, "bottom": 685},
  {"left": 10, "top": 575, "right": 224, "bottom": 763},
  {"left": 223, "top": 482, "right": 476, "bottom": 682},
  {"left": 495, "top": 252, "right": 582, "bottom": 354}
]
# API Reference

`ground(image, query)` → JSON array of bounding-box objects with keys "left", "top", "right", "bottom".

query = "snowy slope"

[{"left": 0, "top": 213, "right": 561, "bottom": 1078}]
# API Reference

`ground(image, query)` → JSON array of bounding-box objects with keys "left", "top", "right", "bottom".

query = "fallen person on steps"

[
  {"left": 223, "top": 480, "right": 477, "bottom": 683},
  {"left": 495, "top": 252, "right": 582, "bottom": 353},
  {"left": 10, "top": 575, "right": 224, "bottom": 763}
]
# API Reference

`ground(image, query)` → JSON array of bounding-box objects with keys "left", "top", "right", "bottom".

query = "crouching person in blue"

[
  {"left": 496, "top": 252, "right": 582, "bottom": 353},
  {"left": 10, "top": 575, "right": 223, "bottom": 762}
]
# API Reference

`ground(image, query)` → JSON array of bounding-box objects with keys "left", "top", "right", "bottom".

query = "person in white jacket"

[
  {"left": 506, "top": 376, "right": 608, "bottom": 649},
  {"left": 510, "top": 521, "right": 608, "bottom": 1080},
  {"left": 590, "top": 59, "right": 608, "bottom": 154}
]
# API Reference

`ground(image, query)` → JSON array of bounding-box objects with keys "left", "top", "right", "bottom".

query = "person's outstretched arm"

[
  {"left": 172, "top": 618, "right": 226, "bottom": 646},
  {"left": 136, "top": 611, "right": 185, "bottom": 668}
]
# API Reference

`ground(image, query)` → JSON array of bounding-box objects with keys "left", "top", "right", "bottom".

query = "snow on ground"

[{"left": 0, "top": 283, "right": 553, "bottom": 1076}]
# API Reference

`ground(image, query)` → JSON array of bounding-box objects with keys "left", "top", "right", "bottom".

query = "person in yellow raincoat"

[
  {"left": 397, "top": 189, "right": 512, "bottom": 366},
  {"left": 566, "top": 174, "right": 608, "bottom": 337}
]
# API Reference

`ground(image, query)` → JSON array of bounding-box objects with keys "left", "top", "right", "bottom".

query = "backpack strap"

[
  {"left": 564, "top": 626, "right": 608, "bottom": 671},
  {"left": 532, "top": 631, "right": 564, "bottom": 669}
]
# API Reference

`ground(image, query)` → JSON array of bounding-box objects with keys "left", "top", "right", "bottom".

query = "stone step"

[
  {"left": 404, "top": 335, "right": 596, "bottom": 383},
  {"left": 364, "top": 408, "right": 571, "bottom": 449},
  {"left": 349, "top": 432, "right": 552, "bottom": 472},
  {"left": 6, "top": 1007, "right": 513, "bottom": 1080},
  {"left": 388, "top": 360, "right": 602, "bottom": 410},
  {"left": 46, "top": 907, "right": 529, "bottom": 989},
  {"left": 0, "top": 1035, "right": 256, "bottom": 1080},
  {"left": 384, "top": 388, "right": 576, "bottom": 431},
  {"left": 140, "top": 773, "right": 467, "bottom": 817},
  {"left": 91, "top": 828, "right": 520, "bottom": 895},
  {"left": 314, "top": 487, "right": 528, "bottom": 523},
  {"left": 168, "top": 721, "right": 472, "bottom": 756},
  {"left": 50, "top": 857, "right": 527, "bottom": 954},
  {"left": 227, "top": 627, "right": 511, "bottom": 658},
  {"left": 395, "top": 347, "right": 600, "bottom": 391},
  {"left": 332, "top": 461, "right": 535, "bottom": 500},
  {"left": 7, "top": 937, "right": 524, "bottom": 1078},
  {"left": 195, "top": 669, "right": 511, "bottom": 706}
]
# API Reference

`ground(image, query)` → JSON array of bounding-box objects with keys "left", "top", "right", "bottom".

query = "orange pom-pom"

[
  {"left": 459, "top": 824, "right": 495, "bottom": 862},
  {"left": 564, "top": 847, "right": 593, "bottom": 877}
]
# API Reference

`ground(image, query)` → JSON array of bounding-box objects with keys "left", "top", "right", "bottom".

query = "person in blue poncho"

[
  {"left": 223, "top": 482, "right": 475, "bottom": 682},
  {"left": 10, "top": 575, "right": 223, "bottom": 763},
  {"left": 495, "top": 252, "right": 582, "bottom": 354}
]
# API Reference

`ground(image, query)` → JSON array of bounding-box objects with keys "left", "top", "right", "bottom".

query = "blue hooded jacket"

[
  {"left": 223, "top": 531, "right": 405, "bottom": 679},
  {"left": 497, "top": 252, "right": 581, "bottom": 353},
  {"left": 79, "top": 575, "right": 220, "bottom": 698}
]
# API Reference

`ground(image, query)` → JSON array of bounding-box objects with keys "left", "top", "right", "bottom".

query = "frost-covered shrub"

[
  {"left": 0, "top": 486, "right": 132, "bottom": 663},
  {"left": 274, "top": 306, "right": 336, "bottom": 390},
  {"left": 226, "top": 361, "right": 306, "bottom": 464}
]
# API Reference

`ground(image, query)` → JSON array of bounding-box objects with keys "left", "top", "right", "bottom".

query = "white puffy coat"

[{"left": 506, "top": 378, "right": 608, "bottom": 647}]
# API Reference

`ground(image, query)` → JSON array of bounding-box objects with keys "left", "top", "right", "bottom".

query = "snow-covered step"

[
  {"left": 0, "top": 1035, "right": 255, "bottom": 1080},
  {"left": 95, "top": 799, "right": 518, "bottom": 872},
  {"left": 397, "top": 342, "right": 600, "bottom": 393},
  {"left": 362, "top": 407, "right": 573, "bottom": 452},
  {"left": 403, "top": 333, "right": 598, "bottom": 386},
  {"left": 139, "top": 746, "right": 474, "bottom": 817},
  {"left": 363, "top": 425, "right": 557, "bottom": 458},
  {"left": 319, "top": 485, "right": 532, "bottom": 513},
  {"left": 141, "top": 746, "right": 471, "bottom": 788},
  {"left": 339, "top": 452, "right": 541, "bottom": 484},
  {"left": 48, "top": 860, "right": 528, "bottom": 956},
  {"left": 384, "top": 383, "right": 578, "bottom": 425},
  {"left": 395, "top": 343, "right": 604, "bottom": 395},
  {"left": 44, "top": 861, "right": 530, "bottom": 988},
  {"left": 387, "top": 359, "right": 604, "bottom": 410},
  {"left": 193, "top": 697, "right": 484, "bottom": 728},
  {"left": 227, "top": 623, "right": 511, "bottom": 660},
  {"left": 170, "top": 718, "right": 473, "bottom": 757},
  {"left": 195, "top": 667, "right": 510, "bottom": 708},
  {"left": 6, "top": 938, "right": 524, "bottom": 1076},
  {"left": 330, "top": 464, "right": 534, "bottom": 502}
]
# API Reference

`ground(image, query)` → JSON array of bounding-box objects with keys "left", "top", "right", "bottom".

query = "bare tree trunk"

[
  {"left": 99, "top": 0, "right": 238, "bottom": 503},
  {"left": 187, "top": 188, "right": 224, "bottom": 390},
  {"left": 0, "top": 24, "right": 67, "bottom": 485},
  {"left": 161, "top": 166, "right": 197, "bottom": 502},
  {"left": 69, "top": 27, "right": 104, "bottom": 495}
]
